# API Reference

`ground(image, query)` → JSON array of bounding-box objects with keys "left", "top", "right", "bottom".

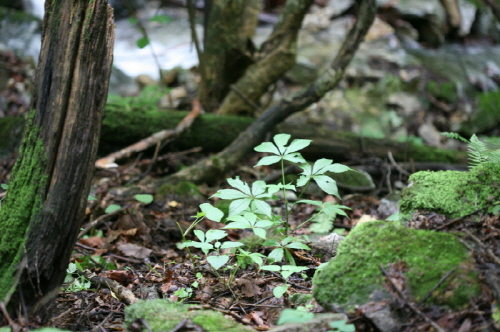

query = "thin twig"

[
  {"left": 464, "top": 230, "right": 500, "bottom": 266},
  {"left": 387, "top": 151, "right": 410, "bottom": 176},
  {"left": 417, "top": 268, "right": 457, "bottom": 306},
  {"left": 379, "top": 265, "right": 445, "bottom": 332}
]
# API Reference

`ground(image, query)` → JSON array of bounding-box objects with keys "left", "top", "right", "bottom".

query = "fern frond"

[
  {"left": 441, "top": 132, "right": 469, "bottom": 143},
  {"left": 442, "top": 132, "right": 500, "bottom": 168}
]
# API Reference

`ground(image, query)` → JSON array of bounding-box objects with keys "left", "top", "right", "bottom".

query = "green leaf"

[
  {"left": 193, "top": 230, "right": 205, "bottom": 242},
  {"left": 281, "top": 266, "right": 308, "bottom": 280},
  {"left": 229, "top": 198, "right": 251, "bottom": 216},
  {"left": 313, "top": 175, "right": 339, "bottom": 197},
  {"left": 254, "top": 142, "right": 280, "bottom": 155},
  {"left": 220, "top": 241, "right": 244, "bottom": 249},
  {"left": 285, "top": 242, "right": 310, "bottom": 250},
  {"left": 268, "top": 248, "right": 284, "bottom": 262},
  {"left": 253, "top": 227, "right": 267, "bottom": 239},
  {"left": 207, "top": 255, "right": 229, "bottom": 270},
  {"left": 212, "top": 189, "right": 248, "bottom": 200},
  {"left": 224, "top": 220, "right": 252, "bottom": 229},
  {"left": 283, "top": 152, "right": 306, "bottom": 164},
  {"left": 261, "top": 265, "right": 281, "bottom": 272},
  {"left": 205, "top": 229, "right": 227, "bottom": 242},
  {"left": 251, "top": 180, "right": 268, "bottom": 197},
  {"left": 262, "top": 239, "right": 280, "bottom": 246},
  {"left": 248, "top": 253, "right": 264, "bottom": 266},
  {"left": 87, "top": 195, "right": 96, "bottom": 201},
  {"left": 149, "top": 14, "right": 172, "bottom": 24},
  {"left": 297, "top": 199, "right": 323, "bottom": 207},
  {"left": 311, "top": 158, "right": 334, "bottom": 174},
  {"left": 136, "top": 36, "right": 149, "bottom": 49},
  {"left": 255, "top": 155, "right": 282, "bottom": 167},
  {"left": 273, "top": 134, "right": 291, "bottom": 153},
  {"left": 277, "top": 309, "right": 314, "bottom": 325},
  {"left": 200, "top": 203, "right": 224, "bottom": 222},
  {"left": 326, "top": 163, "right": 351, "bottom": 173},
  {"left": 105, "top": 204, "right": 121, "bottom": 213},
  {"left": 286, "top": 139, "right": 312, "bottom": 153},
  {"left": 134, "top": 194, "right": 154, "bottom": 204},
  {"left": 227, "top": 177, "right": 252, "bottom": 195},
  {"left": 252, "top": 200, "right": 272, "bottom": 217},
  {"left": 273, "top": 284, "right": 289, "bottom": 298}
]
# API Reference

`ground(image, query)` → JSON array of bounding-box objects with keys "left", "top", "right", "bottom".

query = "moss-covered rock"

[
  {"left": 400, "top": 162, "right": 500, "bottom": 218},
  {"left": 313, "top": 221, "right": 481, "bottom": 312},
  {"left": 125, "top": 299, "right": 254, "bottom": 332}
]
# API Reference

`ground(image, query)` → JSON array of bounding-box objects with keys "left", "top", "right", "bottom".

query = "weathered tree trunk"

[
  {"left": 196, "top": 0, "right": 261, "bottom": 112},
  {"left": 0, "top": 0, "right": 114, "bottom": 321},
  {"left": 217, "top": 0, "right": 313, "bottom": 115}
]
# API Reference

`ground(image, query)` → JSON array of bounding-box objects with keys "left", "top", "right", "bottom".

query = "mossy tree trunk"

[
  {"left": 0, "top": 0, "right": 114, "bottom": 321},
  {"left": 217, "top": 0, "right": 313, "bottom": 115},
  {"left": 196, "top": 0, "right": 261, "bottom": 112}
]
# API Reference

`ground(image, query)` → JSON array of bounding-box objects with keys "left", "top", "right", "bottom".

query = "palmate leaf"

[{"left": 254, "top": 134, "right": 311, "bottom": 167}]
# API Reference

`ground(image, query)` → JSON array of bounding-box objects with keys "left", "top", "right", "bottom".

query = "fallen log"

[{"left": 0, "top": 108, "right": 467, "bottom": 172}]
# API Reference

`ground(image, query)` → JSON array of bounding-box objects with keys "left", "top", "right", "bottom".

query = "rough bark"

[
  {"left": 0, "top": 0, "right": 114, "bottom": 321},
  {"left": 151, "top": 0, "right": 378, "bottom": 186},
  {"left": 217, "top": 0, "right": 314, "bottom": 115},
  {"left": 196, "top": 0, "right": 261, "bottom": 112}
]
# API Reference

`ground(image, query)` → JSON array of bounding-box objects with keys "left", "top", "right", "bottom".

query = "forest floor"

[{"left": 36, "top": 149, "right": 500, "bottom": 332}]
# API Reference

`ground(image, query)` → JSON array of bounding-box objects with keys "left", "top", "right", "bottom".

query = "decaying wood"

[
  {"left": 0, "top": 0, "right": 114, "bottom": 320},
  {"left": 152, "top": 0, "right": 378, "bottom": 186},
  {"left": 95, "top": 99, "right": 201, "bottom": 168}
]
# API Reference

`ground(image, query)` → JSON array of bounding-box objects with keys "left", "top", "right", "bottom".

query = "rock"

[
  {"left": 309, "top": 232, "right": 345, "bottom": 261},
  {"left": 377, "top": 192, "right": 399, "bottom": 219},
  {"left": 418, "top": 122, "right": 442, "bottom": 148},
  {"left": 387, "top": 92, "right": 424, "bottom": 117},
  {"left": 400, "top": 162, "right": 500, "bottom": 219},
  {"left": 313, "top": 221, "right": 482, "bottom": 330},
  {"left": 125, "top": 299, "right": 254, "bottom": 332}
]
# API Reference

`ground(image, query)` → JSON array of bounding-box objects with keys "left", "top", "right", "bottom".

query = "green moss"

[
  {"left": 400, "top": 162, "right": 500, "bottom": 218},
  {"left": 313, "top": 221, "right": 480, "bottom": 310},
  {"left": 125, "top": 299, "right": 253, "bottom": 332},
  {"left": 157, "top": 181, "right": 201, "bottom": 198},
  {"left": 465, "top": 90, "right": 500, "bottom": 134},
  {"left": 0, "top": 116, "right": 25, "bottom": 159},
  {"left": 426, "top": 81, "right": 458, "bottom": 103},
  {"left": 0, "top": 110, "right": 48, "bottom": 300}
]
